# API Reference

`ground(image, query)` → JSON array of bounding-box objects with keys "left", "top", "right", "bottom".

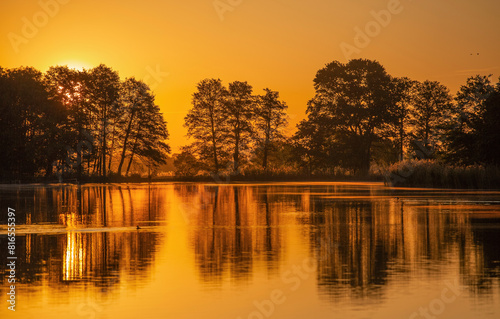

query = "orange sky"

[{"left": 1, "top": 0, "right": 499, "bottom": 152}]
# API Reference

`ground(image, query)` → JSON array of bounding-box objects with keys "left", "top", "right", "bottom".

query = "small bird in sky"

[{"left": 136, "top": 225, "right": 141, "bottom": 230}]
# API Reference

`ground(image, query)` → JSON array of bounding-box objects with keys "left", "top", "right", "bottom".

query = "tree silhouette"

[
  {"left": 255, "top": 88, "right": 288, "bottom": 171},
  {"left": 126, "top": 100, "right": 170, "bottom": 175},
  {"left": 0, "top": 67, "right": 65, "bottom": 179},
  {"left": 3, "top": 60, "right": 499, "bottom": 182},
  {"left": 445, "top": 76, "right": 499, "bottom": 165},
  {"left": 85, "top": 64, "right": 121, "bottom": 178},
  {"left": 0, "top": 64, "right": 170, "bottom": 181},
  {"left": 45, "top": 66, "right": 91, "bottom": 178},
  {"left": 183, "top": 80, "right": 291, "bottom": 176},
  {"left": 293, "top": 116, "right": 336, "bottom": 174},
  {"left": 390, "top": 77, "right": 416, "bottom": 161},
  {"left": 185, "top": 78, "right": 228, "bottom": 173},
  {"left": 410, "top": 80, "right": 452, "bottom": 152},
  {"left": 224, "top": 81, "right": 255, "bottom": 173},
  {"left": 297, "top": 59, "right": 396, "bottom": 174},
  {"left": 481, "top": 88, "right": 500, "bottom": 164},
  {"left": 116, "top": 78, "right": 155, "bottom": 175}
]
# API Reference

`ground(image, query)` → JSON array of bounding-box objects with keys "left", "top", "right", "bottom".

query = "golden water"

[{"left": 0, "top": 182, "right": 499, "bottom": 318}]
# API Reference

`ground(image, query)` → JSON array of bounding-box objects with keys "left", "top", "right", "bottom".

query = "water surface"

[{"left": 1, "top": 182, "right": 499, "bottom": 319}]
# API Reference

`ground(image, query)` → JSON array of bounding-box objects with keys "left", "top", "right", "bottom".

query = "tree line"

[
  {"left": 178, "top": 59, "right": 500, "bottom": 177},
  {"left": 293, "top": 59, "right": 500, "bottom": 175},
  {"left": 2, "top": 59, "right": 499, "bottom": 181},
  {"left": 0, "top": 64, "right": 170, "bottom": 181},
  {"left": 176, "top": 79, "right": 289, "bottom": 176}
]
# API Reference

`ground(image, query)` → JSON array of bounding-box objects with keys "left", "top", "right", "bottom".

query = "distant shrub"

[{"left": 384, "top": 159, "right": 500, "bottom": 189}]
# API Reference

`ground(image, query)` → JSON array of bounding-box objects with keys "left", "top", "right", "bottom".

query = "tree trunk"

[
  {"left": 262, "top": 142, "right": 269, "bottom": 171},
  {"left": 125, "top": 140, "right": 139, "bottom": 176},
  {"left": 94, "top": 156, "right": 98, "bottom": 175},
  {"left": 210, "top": 108, "right": 219, "bottom": 173},
  {"left": 125, "top": 124, "right": 142, "bottom": 176},
  {"left": 107, "top": 124, "right": 116, "bottom": 174},
  {"left": 399, "top": 119, "right": 404, "bottom": 161},
  {"left": 125, "top": 150, "right": 135, "bottom": 176},
  {"left": 233, "top": 131, "right": 239, "bottom": 173},
  {"left": 92, "top": 157, "right": 99, "bottom": 175},
  {"left": 262, "top": 120, "right": 271, "bottom": 171},
  {"left": 76, "top": 130, "right": 82, "bottom": 180},
  {"left": 424, "top": 120, "right": 429, "bottom": 149},
  {"left": 117, "top": 110, "right": 136, "bottom": 175},
  {"left": 361, "top": 137, "right": 372, "bottom": 176},
  {"left": 102, "top": 116, "right": 107, "bottom": 178}
]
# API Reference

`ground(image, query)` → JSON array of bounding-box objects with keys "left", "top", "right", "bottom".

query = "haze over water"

[{"left": 1, "top": 182, "right": 499, "bottom": 318}]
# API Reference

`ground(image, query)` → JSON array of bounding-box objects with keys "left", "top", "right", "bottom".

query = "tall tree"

[
  {"left": 0, "top": 64, "right": 171, "bottom": 181},
  {"left": 185, "top": 78, "right": 227, "bottom": 173},
  {"left": 44, "top": 66, "right": 92, "bottom": 178},
  {"left": 299, "top": 59, "right": 396, "bottom": 174},
  {"left": 84, "top": 64, "right": 121, "bottom": 177},
  {"left": 127, "top": 100, "right": 170, "bottom": 174},
  {"left": 224, "top": 81, "right": 255, "bottom": 173},
  {"left": 0, "top": 67, "right": 65, "bottom": 179},
  {"left": 410, "top": 80, "right": 453, "bottom": 151},
  {"left": 445, "top": 75, "right": 497, "bottom": 164},
  {"left": 480, "top": 87, "right": 500, "bottom": 165},
  {"left": 255, "top": 88, "right": 288, "bottom": 171},
  {"left": 454, "top": 74, "right": 494, "bottom": 122},
  {"left": 115, "top": 79, "right": 170, "bottom": 175},
  {"left": 116, "top": 78, "right": 151, "bottom": 175},
  {"left": 390, "top": 77, "right": 416, "bottom": 161},
  {"left": 293, "top": 116, "right": 336, "bottom": 174}
]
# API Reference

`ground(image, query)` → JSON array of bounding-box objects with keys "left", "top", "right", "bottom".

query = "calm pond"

[{"left": 1, "top": 182, "right": 499, "bottom": 319}]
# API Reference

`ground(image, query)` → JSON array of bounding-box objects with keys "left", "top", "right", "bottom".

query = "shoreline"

[{"left": 1, "top": 178, "right": 499, "bottom": 191}]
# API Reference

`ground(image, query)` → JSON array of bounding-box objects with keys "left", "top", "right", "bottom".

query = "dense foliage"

[
  {"left": 2, "top": 59, "right": 499, "bottom": 184},
  {"left": 0, "top": 65, "right": 170, "bottom": 181}
]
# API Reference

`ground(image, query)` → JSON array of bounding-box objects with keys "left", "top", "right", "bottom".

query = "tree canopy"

[
  {"left": 2, "top": 59, "right": 499, "bottom": 182},
  {"left": 0, "top": 64, "right": 170, "bottom": 181}
]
